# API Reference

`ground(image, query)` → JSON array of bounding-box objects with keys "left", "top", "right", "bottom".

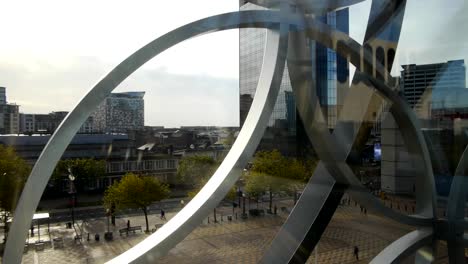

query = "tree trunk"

[
  {"left": 213, "top": 208, "right": 217, "bottom": 222},
  {"left": 3, "top": 213, "right": 8, "bottom": 243},
  {"left": 142, "top": 207, "right": 149, "bottom": 232},
  {"left": 269, "top": 189, "right": 273, "bottom": 212}
]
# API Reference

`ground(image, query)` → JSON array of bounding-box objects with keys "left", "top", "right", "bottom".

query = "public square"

[{"left": 4, "top": 198, "right": 451, "bottom": 264}]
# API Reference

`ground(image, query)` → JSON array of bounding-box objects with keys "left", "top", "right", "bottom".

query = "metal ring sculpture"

[{"left": 4, "top": 0, "right": 467, "bottom": 263}]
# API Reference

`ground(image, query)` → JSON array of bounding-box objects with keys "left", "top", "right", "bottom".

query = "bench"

[
  {"left": 119, "top": 228, "right": 128, "bottom": 236},
  {"left": 119, "top": 226, "right": 142, "bottom": 236},
  {"left": 35, "top": 242, "right": 45, "bottom": 251},
  {"left": 128, "top": 226, "right": 142, "bottom": 233}
]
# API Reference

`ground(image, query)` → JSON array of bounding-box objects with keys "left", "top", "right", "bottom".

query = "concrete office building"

[
  {"left": 0, "top": 134, "right": 179, "bottom": 192},
  {"left": 0, "top": 87, "right": 6, "bottom": 105},
  {"left": 400, "top": 60, "right": 466, "bottom": 116},
  {"left": 0, "top": 104, "right": 20, "bottom": 134},
  {"left": 19, "top": 112, "right": 94, "bottom": 134},
  {"left": 381, "top": 60, "right": 467, "bottom": 195},
  {"left": 239, "top": 1, "right": 349, "bottom": 156},
  {"left": 0, "top": 87, "right": 20, "bottom": 134},
  {"left": 91, "top": 92, "right": 145, "bottom": 134}
]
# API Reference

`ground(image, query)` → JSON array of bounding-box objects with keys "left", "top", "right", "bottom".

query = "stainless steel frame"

[{"left": 4, "top": 1, "right": 467, "bottom": 263}]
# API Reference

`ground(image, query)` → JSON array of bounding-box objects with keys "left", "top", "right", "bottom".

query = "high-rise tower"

[{"left": 239, "top": 1, "right": 349, "bottom": 156}]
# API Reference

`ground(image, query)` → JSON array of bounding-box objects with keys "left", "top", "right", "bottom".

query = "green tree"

[
  {"left": 0, "top": 145, "right": 30, "bottom": 242},
  {"left": 246, "top": 150, "right": 314, "bottom": 210},
  {"left": 103, "top": 173, "right": 170, "bottom": 232},
  {"left": 282, "top": 158, "right": 313, "bottom": 204},
  {"left": 244, "top": 171, "right": 267, "bottom": 209},
  {"left": 249, "top": 150, "right": 288, "bottom": 211},
  {"left": 176, "top": 155, "right": 218, "bottom": 186},
  {"left": 52, "top": 158, "right": 105, "bottom": 192},
  {"left": 187, "top": 177, "right": 236, "bottom": 222}
]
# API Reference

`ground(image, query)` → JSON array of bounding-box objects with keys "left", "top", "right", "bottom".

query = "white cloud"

[{"left": 2, "top": 0, "right": 467, "bottom": 128}]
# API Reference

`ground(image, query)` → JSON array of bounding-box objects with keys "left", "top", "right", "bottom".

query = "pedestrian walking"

[
  {"left": 160, "top": 209, "right": 166, "bottom": 220},
  {"left": 354, "top": 246, "right": 359, "bottom": 260}
]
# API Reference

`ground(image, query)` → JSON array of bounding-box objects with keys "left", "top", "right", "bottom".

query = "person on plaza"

[
  {"left": 160, "top": 209, "right": 166, "bottom": 220},
  {"left": 127, "top": 220, "right": 130, "bottom": 230},
  {"left": 354, "top": 246, "right": 359, "bottom": 260}
]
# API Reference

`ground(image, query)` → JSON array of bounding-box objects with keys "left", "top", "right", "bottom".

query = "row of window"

[{"left": 107, "top": 159, "right": 178, "bottom": 173}]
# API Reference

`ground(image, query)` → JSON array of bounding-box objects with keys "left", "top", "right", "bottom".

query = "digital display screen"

[{"left": 374, "top": 143, "right": 381, "bottom": 161}]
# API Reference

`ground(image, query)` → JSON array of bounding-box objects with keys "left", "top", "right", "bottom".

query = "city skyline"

[{"left": 1, "top": 0, "right": 468, "bottom": 127}]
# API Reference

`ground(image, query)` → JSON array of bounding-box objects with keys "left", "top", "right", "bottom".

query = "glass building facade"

[
  {"left": 239, "top": 1, "right": 349, "bottom": 155},
  {"left": 3, "top": 1, "right": 468, "bottom": 263}
]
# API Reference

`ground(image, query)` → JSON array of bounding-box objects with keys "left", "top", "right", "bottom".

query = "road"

[{"left": 48, "top": 199, "right": 184, "bottom": 224}]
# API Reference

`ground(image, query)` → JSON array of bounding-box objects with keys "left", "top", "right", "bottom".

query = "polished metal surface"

[
  {"left": 4, "top": 1, "right": 468, "bottom": 263},
  {"left": 370, "top": 229, "right": 433, "bottom": 264},
  {"left": 4, "top": 8, "right": 294, "bottom": 264}
]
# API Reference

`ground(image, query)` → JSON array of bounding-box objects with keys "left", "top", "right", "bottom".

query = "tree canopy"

[
  {"left": 176, "top": 155, "right": 218, "bottom": 186},
  {"left": 0, "top": 145, "right": 31, "bottom": 242},
  {"left": 53, "top": 158, "right": 105, "bottom": 180},
  {"left": 103, "top": 173, "right": 170, "bottom": 232},
  {"left": 52, "top": 158, "right": 105, "bottom": 192},
  {"left": 244, "top": 150, "right": 314, "bottom": 210}
]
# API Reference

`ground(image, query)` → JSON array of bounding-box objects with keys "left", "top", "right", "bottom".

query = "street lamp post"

[
  {"left": 237, "top": 186, "right": 242, "bottom": 209},
  {"left": 68, "top": 168, "right": 76, "bottom": 227},
  {"left": 242, "top": 193, "right": 247, "bottom": 219},
  {"left": 106, "top": 209, "right": 110, "bottom": 233}
]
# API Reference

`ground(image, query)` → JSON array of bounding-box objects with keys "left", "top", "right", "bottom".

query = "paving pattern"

[{"left": 0, "top": 199, "right": 455, "bottom": 264}]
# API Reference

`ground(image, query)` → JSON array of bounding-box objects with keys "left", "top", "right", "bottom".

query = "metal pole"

[
  {"left": 315, "top": 243, "right": 318, "bottom": 264},
  {"left": 242, "top": 195, "right": 246, "bottom": 218},
  {"left": 72, "top": 193, "right": 75, "bottom": 226}
]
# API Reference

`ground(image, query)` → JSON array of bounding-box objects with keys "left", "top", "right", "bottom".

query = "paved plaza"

[{"left": 2, "top": 199, "right": 452, "bottom": 264}]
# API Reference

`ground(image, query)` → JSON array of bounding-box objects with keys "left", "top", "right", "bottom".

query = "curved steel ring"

[
  {"left": 3, "top": 3, "right": 449, "bottom": 264},
  {"left": 297, "top": 13, "right": 436, "bottom": 223},
  {"left": 261, "top": 2, "right": 436, "bottom": 261},
  {"left": 4, "top": 9, "right": 296, "bottom": 264}
]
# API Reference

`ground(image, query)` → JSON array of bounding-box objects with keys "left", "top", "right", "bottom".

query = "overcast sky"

[{"left": 1, "top": 0, "right": 467, "bottom": 128}]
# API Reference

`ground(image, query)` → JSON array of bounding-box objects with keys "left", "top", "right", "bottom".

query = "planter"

[{"left": 104, "top": 232, "right": 113, "bottom": 241}]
